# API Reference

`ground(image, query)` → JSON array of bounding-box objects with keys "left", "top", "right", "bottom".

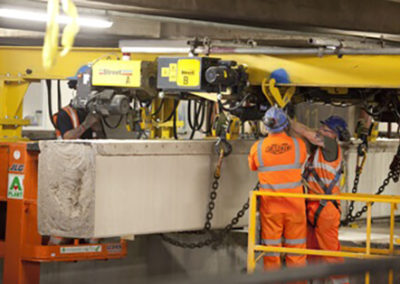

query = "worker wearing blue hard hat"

[
  {"left": 68, "top": 64, "right": 91, "bottom": 80},
  {"left": 67, "top": 64, "right": 91, "bottom": 89},
  {"left": 248, "top": 106, "right": 308, "bottom": 273},
  {"left": 291, "top": 115, "right": 350, "bottom": 284},
  {"left": 52, "top": 64, "right": 99, "bottom": 140}
]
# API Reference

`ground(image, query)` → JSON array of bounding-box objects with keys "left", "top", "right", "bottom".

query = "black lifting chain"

[
  {"left": 342, "top": 143, "right": 400, "bottom": 225},
  {"left": 342, "top": 144, "right": 367, "bottom": 225},
  {"left": 160, "top": 139, "right": 257, "bottom": 249}
]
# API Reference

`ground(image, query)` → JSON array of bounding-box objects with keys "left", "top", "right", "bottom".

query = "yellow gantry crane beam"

[
  {"left": 2, "top": 46, "right": 400, "bottom": 140},
  {"left": 2, "top": 46, "right": 400, "bottom": 87}
]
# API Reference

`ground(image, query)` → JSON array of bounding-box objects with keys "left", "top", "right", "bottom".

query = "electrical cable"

[
  {"left": 173, "top": 107, "right": 178, "bottom": 140},
  {"left": 46, "top": 80, "right": 57, "bottom": 129},
  {"left": 161, "top": 100, "right": 180, "bottom": 123},
  {"left": 189, "top": 101, "right": 202, "bottom": 139},
  {"left": 188, "top": 100, "right": 196, "bottom": 139},
  {"left": 196, "top": 103, "right": 206, "bottom": 135},
  {"left": 361, "top": 104, "right": 385, "bottom": 117},
  {"left": 103, "top": 115, "right": 124, "bottom": 129},
  {"left": 57, "top": 80, "right": 62, "bottom": 111},
  {"left": 151, "top": 99, "right": 165, "bottom": 117},
  {"left": 217, "top": 93, "right": 254, "bottom": 112},
  {"left": 187, "top": 99, "right": 206, "bottom": 139},
  {"left": 187, "top": 100, "right": 194, "bottom": 130}
]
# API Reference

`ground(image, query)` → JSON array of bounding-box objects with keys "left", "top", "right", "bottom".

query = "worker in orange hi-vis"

[
  {"left": 291, "top": 116, "right": 350, "bottom": 284},
  {"left": 248, "top": 106, "right": 308, "bottom": 272}
]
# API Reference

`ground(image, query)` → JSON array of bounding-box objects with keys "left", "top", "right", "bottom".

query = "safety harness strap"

[
  {"left": 312, "top": 199, "right": 340, "bottom": 227},
  {"left": 310, "top": 167, "right": 342, "bottom": 226}
]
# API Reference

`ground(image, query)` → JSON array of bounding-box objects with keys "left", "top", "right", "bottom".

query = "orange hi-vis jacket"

[
  {"left": 304, "top": 146, "right": 343, "bottom": 196},
  {"left": 52, "top": 106, "right": 80, "bottom": 139},
  {"left": 248, "top": 132, "right": 307, "bottom": 214},
  {"left": 303, "top": 145, "right": 343, "bottom": 226}
]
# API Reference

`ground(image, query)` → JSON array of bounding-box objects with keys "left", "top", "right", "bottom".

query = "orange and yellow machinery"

[
  {"left": 0, "top": 142, "right": 127, "bottom": 284},
  {"left": 2, "top": 44, "right": 400, "bottom": 283},
  {"left": 0, "top": 47, "right": 132, "bottom": 284}
]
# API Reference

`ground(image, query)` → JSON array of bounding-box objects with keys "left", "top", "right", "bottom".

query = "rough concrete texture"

[
  {"left": 38, "top": 142, "right": 96, "bottom": 238},
  {"left": 38, "top": 140, "right": 256, "bottom": 238}
]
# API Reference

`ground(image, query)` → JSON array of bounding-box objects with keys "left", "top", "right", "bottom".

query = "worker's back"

[{"left": 249, "top": 131, "right": 307, "bottom": 214}]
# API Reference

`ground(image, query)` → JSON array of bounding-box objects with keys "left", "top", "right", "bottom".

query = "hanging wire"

[
  {"left": 46, "top": 80, "right": 57, "bottom": 128},
  {"left": 103, "top": 115, "right": 124, "bottom": 129}
]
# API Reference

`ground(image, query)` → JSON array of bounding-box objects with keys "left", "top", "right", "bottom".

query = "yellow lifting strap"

[
  {"left": 42, "top": 0, "right": 80, "bottom": 69},
  {"left": 261, "top": 78, "right": 296, "bottom": 108}
]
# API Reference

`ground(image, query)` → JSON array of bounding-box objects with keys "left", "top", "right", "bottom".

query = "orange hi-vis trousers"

[
  {"left": 260, "top": 212, "right": 307, "bottom": 270},
  {"left": 307, "top": 201, "right": 349, "bottom": 284}
]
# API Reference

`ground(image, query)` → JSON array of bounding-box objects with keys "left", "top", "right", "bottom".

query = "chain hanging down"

[
  {"left": 161, "top": 139, "right": 257, "bottom": 249},
  {"left": 342, "top": 143, "right": 400, "bottom": 225},
  {"left": 341, "top": 144, "right": 367, "bottom": 225}
]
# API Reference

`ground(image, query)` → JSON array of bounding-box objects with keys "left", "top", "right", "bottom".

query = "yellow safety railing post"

[
  {"left": 247, "top": 191, "right": 257, "bottom": 273},
  {"left": 365, "top": 202, "right": 372, "bottom": 284},
  {"left": 366, "top": 202, "right": 372, "bottom": 255},
  {"left": 388, "top": 202, "right": 396, "bottom": 284},
  {"left": 247, "top": 191, "right": 400, "bottom": 283},
  {"left": 389, "top": 203, "right": 396, "bottom": 254}
]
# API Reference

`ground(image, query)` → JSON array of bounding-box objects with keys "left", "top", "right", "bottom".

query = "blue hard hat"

[
  {"left": 270, "top": 68, "right": 290, "bottom": 84},
  {"left": 321, "top": 116, "right": 348, "bottom": 138},
  {"left": 67, "top": 65, "right": 90, "bottom": 80},
  {"left": 263, "top": 106, "right": 288, "bottom": 133}
]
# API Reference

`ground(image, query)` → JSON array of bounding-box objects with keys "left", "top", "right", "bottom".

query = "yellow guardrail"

[{"left": 247, "top": 191, "right": 400, "bottom": 284}]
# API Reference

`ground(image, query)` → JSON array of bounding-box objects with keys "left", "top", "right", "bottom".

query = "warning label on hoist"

[
  {"left": 92, "top": 60, "right": 142, "bottom": 88},
  {"left": 60, "top": 245, "right": 102, "bottom": 254},
  {"left": 157, "top": 57, "right": 204, "bottom": 90},
  {"left": 7, "top": 174, "right": 24, "bottom": 199}
]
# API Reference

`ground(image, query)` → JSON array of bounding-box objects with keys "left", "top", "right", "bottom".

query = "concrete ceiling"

[{"left": 1, "top": 0, "right": 400, "bottom": 47}]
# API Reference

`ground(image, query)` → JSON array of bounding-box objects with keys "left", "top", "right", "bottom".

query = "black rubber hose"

[
  {"left": 173, "top": 108, "right": 178, "bottom": 140},
  {"left": 195, "top": 100, "right": 206, "bottom": 131},
  {"left": 188, "top": 102, "right": 196, "bottom": 139},
  {"left": 218, "top": 93, "right": 254, "bottom": 112},
  {"left": 151, "top": 99, "right": 165, "bottom": 117},
  {"left": 187, "top": 100, "right": 194, "bottom": 130},
  {"left": 189, "top": 100, "right": 202, "bottom": 139},
  {"left": 161, "top": 100, "right": 179, "bottom": 123},
  {"left": 57, "top": 80, "right": 62, "bottom": 112},
  {"left": 46, "top": 80, "right": 57, "bottom": 129},
  {"left": 103, "top": 115, "right": 123, "bottom": 129},
  {"left": 188, "top": 99, "right": 207, "bottom": 139}
]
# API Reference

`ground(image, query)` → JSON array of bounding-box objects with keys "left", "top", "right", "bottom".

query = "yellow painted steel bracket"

[
  {"left": 0, "top": 80, "right": 30, "bottom": 141},
  {"left": 261, "top": 78, "right": 296, "bottom": 108},
  {"left": 0, "top": 46, "right": 122, "bottom": 81},
  {"left": 0, "top": 46, "right": 122, "bottom": 141}
]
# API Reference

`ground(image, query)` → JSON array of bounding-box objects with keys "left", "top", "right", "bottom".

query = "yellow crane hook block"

[{"left": 261, "top": 78, "right": 296, "bottom": 108}]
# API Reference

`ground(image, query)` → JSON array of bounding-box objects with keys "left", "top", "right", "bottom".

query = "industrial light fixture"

[{"left": 0, "top": 8, "right": 113, "bottom": 29}]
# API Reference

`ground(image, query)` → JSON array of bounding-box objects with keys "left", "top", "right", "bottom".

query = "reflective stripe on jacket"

[
  {"left": 53, "top": 106, "right": 80, "bottom": 139},
  {"left": 249, "top": 132, "right": 307, "bottom": 214},
  {"left": 305, "top": 146, "right": 343, "bottom": 195}
]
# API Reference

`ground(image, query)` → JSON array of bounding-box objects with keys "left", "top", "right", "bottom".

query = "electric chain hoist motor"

[
  {"left": 156, "top": 56, "right": 248, "bottom": 95},
  {"left": 72, "top": 59, "right": 157, "bottom": 115}
]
